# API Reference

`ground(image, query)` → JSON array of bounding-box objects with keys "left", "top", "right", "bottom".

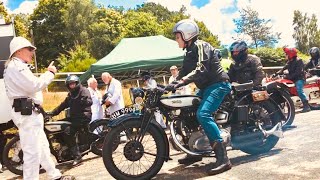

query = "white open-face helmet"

[
  {"left": 9, "top": 36, "right": 36, "bottom": 59},
  {"left": 173, "top": 19, "right": 199, "bottom": 41}
]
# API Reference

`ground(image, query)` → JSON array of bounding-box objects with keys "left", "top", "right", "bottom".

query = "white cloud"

[
  {"left": 11, "top": 1, "right": 38, "bottom": 15},
  {"left": 148, "top": 0, "right": 320, "bottom": 48}
]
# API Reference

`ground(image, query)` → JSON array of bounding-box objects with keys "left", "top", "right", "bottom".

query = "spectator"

[
  {"left": 87, "top": 77, "right": 104, "bottom": 122},
  {"left": 169, "top": 65, "right": 192, "bottom": 95}
]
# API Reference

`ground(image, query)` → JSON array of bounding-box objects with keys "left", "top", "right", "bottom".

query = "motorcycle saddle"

[{"left": 232, "top": 81, "right": 254, "bottom": 92}]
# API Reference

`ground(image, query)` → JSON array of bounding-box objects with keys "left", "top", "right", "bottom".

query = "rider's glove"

[{"left": 165, "top": 84, "right": 176, "bottom": 92}]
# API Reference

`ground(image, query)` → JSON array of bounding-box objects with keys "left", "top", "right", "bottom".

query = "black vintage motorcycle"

[
  {"left": 102, "top": 81, "right": 285, "bottom": 180},
  {"left": 2, "top": 113, "right": 110, "bottom": 175}
]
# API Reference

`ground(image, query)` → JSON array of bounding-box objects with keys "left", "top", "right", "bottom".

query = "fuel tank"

[
  {"left": 160, "top": 95, "right": 201, "bottom": 108},
  {"left": 45, "top": 121, "right": 71, "bottom": 133}
]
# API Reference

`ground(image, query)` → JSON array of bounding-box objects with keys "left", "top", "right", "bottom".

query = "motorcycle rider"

[
  {"left": 228, "top": 40, "right": 265, "bottom": 86},
  {"left": 277, "top": 47, "right": 311, "bottom": 113},
  {"left": 48, "top": 75, "right": 93, "bottom": 166},
  {"left": 4, "top": 36, "right": 73, "bottom": 180},
  {"left": 169, "top": 19, "right": 232, "bottom": 175},
  {"left": 305, "top": 47, "right": 320, "bottom": 75}
]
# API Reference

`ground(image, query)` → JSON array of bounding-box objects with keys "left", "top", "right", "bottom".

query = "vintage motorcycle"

[
  {"left": 102, "top": 81, "right": 284, "bottom": 180},
  {"left": 2, "top": 113, "right": 110, "bottom": 175}
]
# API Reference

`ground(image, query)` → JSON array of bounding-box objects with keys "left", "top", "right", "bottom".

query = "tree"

[
  {"left": 30, "top": 0, "right": 69, "bottom": 68},
  {"left": 122, "top": 11, "right": 163, "bottom": 37},
  {"left": 233, "top": 7, "right": 280, "bottom": 48},
  {"left": 62, "top": 0, "right": 97, "bottom": 46},
  {"left": 57, "top": 44, "right": 96, "bottom": 72},
  {"left": 293, "top": 10, "right": 320, "bottom": 53},
  {"left": 0, "top": 2, "right": 10, "bottom": 23},
  {"left": 87, "top": 8, "right": 125, "bottom": 59},
  {"left": 137, "top": 3, "right": 220, "bottom": 47}
]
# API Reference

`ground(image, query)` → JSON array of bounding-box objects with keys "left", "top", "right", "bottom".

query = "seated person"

[
  {"left": 227, "top": 41, "right": 265, "bottom": 86},
  {"left": 305, "top": 47, "right": 320, "bottom": 76},
  {"left": 48, "top": 75, "right": 92, "bottom": 165}
]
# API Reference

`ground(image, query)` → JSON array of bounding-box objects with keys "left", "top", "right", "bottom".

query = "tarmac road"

[{"left": 2, "top": 108, "right": 320, "bottom": 180}]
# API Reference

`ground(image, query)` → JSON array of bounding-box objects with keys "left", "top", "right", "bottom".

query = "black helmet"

[
  {"left": 65, "top": 75, "right": 80, "bottom": 92},
  {"left": 309, "top": 47, "right": 320, "bottom": 59},
  {"left": 229, "top": 41, "right": 248, "bottom": 62},
  {"left": 140, "top": 71, "right": 151, "bottom": 81}
]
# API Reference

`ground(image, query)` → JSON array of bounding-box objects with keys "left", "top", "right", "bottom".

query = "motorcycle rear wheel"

[
  {"left": 102, "top": 120, "right": 166, "bottom": 180},
  {"left": 89, "top": 120, "right": 110, "bottom": 156},
  {"left": 238, "top": 100, "right": 281, "bottom": 155},
  {"left": 276, "top": 91, "right": 295, "bottom": 126},
  {"left": 2, "top": 136, "right": 45, "bottom": 175}
]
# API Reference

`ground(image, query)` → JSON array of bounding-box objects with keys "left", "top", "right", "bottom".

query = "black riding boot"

[
  {"left": 71, "top": 146, "right": 82, "bottom": 166},
  {"left": 207, "top": 141, "right": 232, "bottom": 175},
  {"left": 301, "top": 100, "right": 311, "bottom": 113},
  {"left": 178, "top": 154, "right": 202, "bottom": 164}
]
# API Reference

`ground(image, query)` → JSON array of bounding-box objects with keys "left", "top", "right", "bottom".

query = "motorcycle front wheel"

[{"left": 102, "top": 120, "right": 166, "bottom": 180}]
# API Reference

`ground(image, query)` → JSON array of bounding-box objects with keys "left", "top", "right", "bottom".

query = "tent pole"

[
  {"left": 163, "top": 76, "right": 167, "bottom": 85},
  {"left": 137, "top": 80, "right": 140, "bottom": 87}
]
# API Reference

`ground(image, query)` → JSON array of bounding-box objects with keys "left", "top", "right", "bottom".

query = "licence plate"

[{"left": 110, "top": 107, "right": 139, "bottom": 119}]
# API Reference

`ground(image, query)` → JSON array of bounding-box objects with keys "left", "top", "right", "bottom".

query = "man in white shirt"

[
  {"left": 101, "top": 72, "right": 125, "bottom": 114},
  {"left": 169, "top": 65, "right": 192, "bottom": 95},
  {"left": 87, "top": 77, "right": 104, "bottom": 122}
]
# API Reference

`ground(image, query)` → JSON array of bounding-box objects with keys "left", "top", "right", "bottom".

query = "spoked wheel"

[
  {"left": 102, "top": 120, "right": 166, "bottom": 180},
  {"left": 238, "top": 100, "right": 281, "bottom": 155},
  {"left": 89, "top": 119, "right": 111, "bottom": 156},
  {"left": 277, "top": 91, "right": 295, "bottom": 126},
  {"left": 3, "top": 136, "right": 24, "bottom": 175}
]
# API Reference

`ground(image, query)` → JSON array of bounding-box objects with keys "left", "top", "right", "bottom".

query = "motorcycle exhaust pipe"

[
  {"left": 259, "top": 122, "right": 284, "bottom": 138},
  {"left": 232, "top": 131, "right": 264, "bottom": 142},
  {"left": 232, "top": 138, "right": 264, "bottom": 149}
]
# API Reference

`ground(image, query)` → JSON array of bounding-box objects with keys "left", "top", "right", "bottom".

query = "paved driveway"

[{"left": 2, "top": 108, "right": 320, "bottom": 180}]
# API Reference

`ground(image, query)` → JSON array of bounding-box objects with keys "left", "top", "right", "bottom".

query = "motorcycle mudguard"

[
  {"left": 89, "top": 118, "right": 110, "bottom": 132},
  {"left": 234, "top": 93, "right": 286, "bottom": 123},
  {"left": 265, "top": 81, "right": 290, "bottom": 94},
  {"left": 108, "top": 113, "right": 170, "bottom": 161}
]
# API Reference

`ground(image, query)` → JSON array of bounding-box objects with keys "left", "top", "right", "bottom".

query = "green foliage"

[
  {"left": 233, "top": 7, "right": 280, "bottom": 48},
  {"left": 30, "top": 0, "right": 69, "bottom": 69},
  {"left": 293, "top": 10, "right": 320, "bottom": 53},
  {"left": 0, "top": 3, "right": 10, "bottom": 23},
  {"left": 252, "top": 47, "right": 286, "bottom": 66},
  {"left": 123, "top": 11, "right": 163, "bottom": 37},
  {"left": 13, "top": 14, "right": 29, "bottom": 37},
  {"left": 62, "top": 0, "right": 96, "bottom": 45},
  {"left": 87, "top": 8, "right": 125, "bottom": 59},
  {"left": 57, "top": 45, "right": 96, "bottom": 72},
  {"left": 197, "top": 20, "right": 220, "bottom": 48}
]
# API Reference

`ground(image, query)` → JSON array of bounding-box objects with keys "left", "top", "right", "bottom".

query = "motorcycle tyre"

[
  {"left": 102, "top": 120, "right": 166, "bottom": 180},
  {"left": 239, "top": 100, "right": 281, "bottom": 155},
  {"left": 276, "top": 91, "right": 295, "bottom": 126},
  {"left": 2, "top": 136, "right": 45, "bottom": 176},
  {"left": 89, "top": 120, "right": 110, "bottom": 156}
]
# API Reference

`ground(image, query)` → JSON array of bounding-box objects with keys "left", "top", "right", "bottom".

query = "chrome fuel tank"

[{"left": 160, "top": 95, "right": 201, "bottom": 108}]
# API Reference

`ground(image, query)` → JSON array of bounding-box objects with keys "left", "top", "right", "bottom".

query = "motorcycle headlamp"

[{"left": 129, "top": 88, "right": 145, "bottom": 104}]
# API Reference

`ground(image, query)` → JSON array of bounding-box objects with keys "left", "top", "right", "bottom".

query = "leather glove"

[{"left": 165, "top": 84, "right": 176, "bottom": 92}]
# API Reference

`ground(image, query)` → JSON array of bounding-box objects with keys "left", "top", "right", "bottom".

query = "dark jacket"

[
  {"left": 305, "top": 58, "right": 320, "bottom": 70},
  {"left": 280, "top": 57, "right": 305, "bottom": 82},
  {"left": 176, "top": 40, "right": 229, "bottom": 89},
  {"left": 51, "top": 85, "right": 92, "bottom": 122},
  {"left": 228, "top": 54, "right": 265, "bottom": 86}
]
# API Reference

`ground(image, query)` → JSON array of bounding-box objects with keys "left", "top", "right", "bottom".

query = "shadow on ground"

[{"left": 154, "top": 148, "right": 283, "bottom": 180}]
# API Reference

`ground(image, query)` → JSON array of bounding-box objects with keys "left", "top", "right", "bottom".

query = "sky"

[{"left": 2, "top": 0, "right": 320, "bottom": 47}]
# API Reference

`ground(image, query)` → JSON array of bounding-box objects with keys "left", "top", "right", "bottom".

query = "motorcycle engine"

[
  {"left": 58, "top": 145, "right": 73, "bottom": 161},
  {"left": 188, "top": 127, "right": 231, "bottom": 151}
]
